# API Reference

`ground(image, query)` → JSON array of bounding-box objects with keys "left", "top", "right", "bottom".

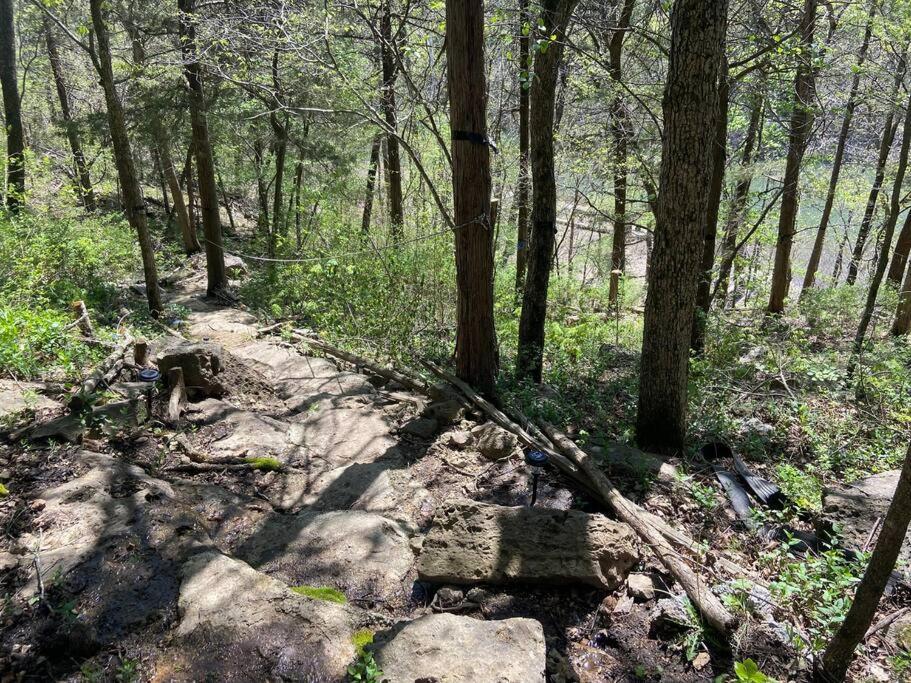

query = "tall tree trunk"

[
  {"left": 154, "top": 122, "right": 199, "bottom": 254},
  {"left": 887, "top": 210, "right": 911, "bottom": 286},
  {"left": 715, "top": 86, "right": 763, "bottom": 307},
  {"left": 43, "top": 14, "right": 95, "bottom": 211},
  {"left": 767, "top": 0, "right": 817, "bottom": 313},
  {"left": 848, "top": 91, "right": 911, "bottom": 376},
  {"left": 635, "top": 0, "right": 727, "bottom": 449},
  {"left": 893, "top": 254, "right": 911, "bottom": 334},
  {"left": 179, "top": 0, "right": 227, "bottom": 295},
  {"left": 269, "top": 112, "right": 287, "bottom": 256},
  {"left": 846, "top": 46, "right": 908, "bottom": 285},
  {"left": 514, "top": 0, "right": 531, "bottom": 298},
  {"left": 801, "top": 2, "right": 875, "bottom": 295},
  {"left": 691, "top": 59, "right": 729, "bottom": 350},
  {"left": 381, "top": 0, "right": 404, "bottom": 234},
  {"left": 817, "top": 442, "right": 911, "bottom": 682},
  {"left": 0, "top": 0, "right": 23, "bottom": 211},
  {"left": 445, "top": 0, "right": 498, "bottom": 395},
  {"left": 606, "top": 0, "right": 636, "bottom": 306},
  {"left": 153, "top": 147, "right": 170, "bottom": 223},
  {"left": 362, "top": 133, "right": 382, "bottom": 234},
  {"left": 517, "top": 0, "right": 578, "bottom": 382},
  {"left": 89, "top": 0, "right": 162, "bottom": 314}
]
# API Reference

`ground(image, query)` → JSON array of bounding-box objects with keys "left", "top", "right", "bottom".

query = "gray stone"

[
  {"left": 157, "top": 341, "right": 226, "bottom": 399},
  {"left": 0, "top": 381, "right": 60, "bottom": 420},
  {"left": 417, "top": 499, "right": 638, "bottom": 590},
  {"left": 423, "top": 399, "right": 465, "bottom": 425},
  {"left": 184, "top": 308, "right": 259, "bottom": 350},
  {"left": 650, "top": 596, "right": 694, "bottom": 636},
  {"left": 471, "top": 422, "right": 518, "bottom": 461},
  {"left": 886, "top": 612, "right": 911, "bottom": 652},
  {"left": 448, "top": 430, "right": 472, "bottom": 449},
  {"left": 401, "top": 417, "right": 439, "bottom": 439},
  {"left": 627, "top": 572, "right": 656, "bottom": 601},
  {"left": 223, "top": 254, "right": 248, "bottom": 278},
  {"left": 373, "top": 613, "right": 546, "bottom": 683}
]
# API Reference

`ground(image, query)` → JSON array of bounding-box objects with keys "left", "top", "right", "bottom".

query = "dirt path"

[{"left": 0, "top": 266, "right": 717, "bottom": 682}]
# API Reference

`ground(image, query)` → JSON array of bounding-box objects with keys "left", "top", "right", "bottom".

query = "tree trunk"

[
  {"left": 269, "top": 112, "right": 287, "bottom": 256},
  {"left": 90, "top": 0, "right": 162, "bottom": 314},
  {"left": 714, "top": 86, "right": 763, "bottom": 307},
  {"left": 817, "top": 442, "right": 911, "bottom": 681},
  {"left": 607, "top": 0, "right": 636, "bottom": 306},
  {"left": 893, "top": 255, "right": 911, "bottom": 334},
  {"left": 381, "top": 0, "right": 404, "bottom": 235},
  {"left": 153, "top": 147, "right": 171, "bottom": 226},
  {"left": 887, "top": 210, "right": 911, "bottom": 286},
  {"left": 801, "top": 2, "right": 875, "bottom": 295},
  {"left": 362, "top": 133, "right": 382, "bottom": 234},
  {"left": 848, "top": 91, "right": 911, "bottom": 376},
  {"left": 846, "top": 46, "right": 908, "bottom": 285},
  {"left": 179, "top": 0, "right": 227, "bottom": 295},
  {"left": 154, "top": 122, "right": 199, "bottom": 254},
  {"left": 514, "top": 0, "right": 531, "bottom": 298},
  {"left": 445, "top": 0, "right": 498, "bottom": 396},
  {"left": 517, "top": 0, "right": 578, "bottom": 382},
  {"left": 0, "top": 0, "right": 24, "bottom": 211},
  {"left": 767, "top": 0, "right": 817, "bottom": 313},
  {"left": 691, "top": 59, "right": 729, "bottom": 350},
  {"left": 43, "top": 14, "right": 95, "bottom": 211},
  {"left": 635, "top": 0, "right": 727, "bottom": 449}
]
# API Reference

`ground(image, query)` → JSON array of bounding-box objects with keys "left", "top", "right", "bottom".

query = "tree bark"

[
  {"left": 517, "top": 0, "right": 578, "bottom": 382},
  {"left": 0, "top": 0, "right": 23, "bottom": 211},
  {"left": 43, "top": 14, "right": 95, "bottom": 211},
  {"left": 846, "top": 45, "right": 908, "bottom": 285},
  {"left": 714, "top": 86, "right": 763, "bottom": 307},
  {"left": 848, "top": 91, "right": 911, "bottom": 376},
  {"left": 691, "top": 58, "right": 728, "bottom": 350},
  {"left": 893, "top": 254, "right": 911, "bottom": 335},
  {"left": 767, "top": 0, "right": 817, "bottom": 313},
  {"left": 154, "top": 122, "right": 199, "bottom": 254},
  {"left": 801, "top": 2, "right": 875, "bottom": 295},
  {"left": 362, "top": 134, "right": 382, "bottom": 234},
  {"left": 514, "top": 0, "right": 531, "bottom": 298},
  {"left": 635, "top": 0, "right": 727, "bottom": 449},
  {"left": 445, "top": 0, "right": 499, "bottom": 396},
  {"left": 887, "top": 207, "right": 911, "bottom": 286},
  {"left": 381, "top": 0, "right": 404, "bottom": 235},
  {"left": 817, "top": 443, "right": 911, "bottom": 682},
  {"left": 179, "top": 0, "right": 227, "bottom": 295},
  {"left": 607, "top": 0, "right": 636, "bottom": 306}
]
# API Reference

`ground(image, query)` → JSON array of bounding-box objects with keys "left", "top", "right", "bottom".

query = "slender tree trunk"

[
  {"left": 43, "top": 15, "right": 95, "bottom": 211},
  {"left": 154, "top": 122, "right": 199, "bottom": 254},
  {"left": 691, "top": 59, "right": 729, "bottom": 350},
  {"left": 767, "top": 0, "right": 817, "bottom": 313},
  {"left": 514, "top": 0, "right": 531, "bottom": 298},
  {"left": 218, "top": 171, "right": 236, "bottom": 236},
  {"left": 801, "top": 2, "right": 875, "bottom": 295},
  {"left": 887, "top": 211, "right": 911, "bottom": 286},
  {"left": 362, "top": 133, "right": 382, "bottom": 234},
  {"left": 269, "top": 113, "right": 287, "bottom": 255},
  {"left": 607, "top": 0, "right": 636, "bottom": 306},
  {"left": 715, "top": 87, "right": 763, "bottom": 307},
  {"left": 179, "top": 0, "right": 227, "bottom": 295},
  {"left": 636, "top": 0, "right": 727, "bottom": 449},
  {"left": 817, "top": 442, "right": 911, "bottom": 682},
  {"left": 0, "top": 0, "right": 23, "bottom": 211},
  {"left": 89, "top": 0, "right": 161, "bottom": 314},
  {"left": 846, "top": 46, "right": 908, "bottom": 285},
  {"left": 517, "top": 0, "right": 579, "bottom": 382},
  {"left": 445, "top": 0, "right": 498, "bottom": 396},
  {"left": 381, "top": 0, "right": 404, "bottom": 234},
  {"left": 893, "top": 255, "right": 911, "bottom": 334},
  {"left": 848, "top": 91, "right": 911, "bottom": 375}
]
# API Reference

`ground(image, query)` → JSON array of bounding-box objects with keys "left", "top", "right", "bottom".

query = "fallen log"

[
  {"left": 291, "top": 330, "right": 429, "bottom": 396},
  {"left": 540, "top": 421, "right": 737, "bottom": 635},
  {"left": 70, "top": 336, "right": 134, "bottom": 409},
  {"left": 167, "top": 367, "right": 187, "bottom": 427}
]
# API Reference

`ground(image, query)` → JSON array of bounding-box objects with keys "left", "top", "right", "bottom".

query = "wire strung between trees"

[{"left": 200, "top": 212, "right": 490, "bottom": 265}]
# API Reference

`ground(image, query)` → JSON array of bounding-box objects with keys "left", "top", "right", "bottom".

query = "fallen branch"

[
  {"left": 70, "top": 336, "right": 134, "bottom": 408},
  {"left": 167, "top": 367, "right": 187, "bottom": 427}
]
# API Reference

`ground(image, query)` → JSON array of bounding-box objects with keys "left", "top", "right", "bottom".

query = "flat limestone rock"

[
  {"left": 0, "top": 380, "right": 60, "bottom": 420},
  {"left": 373, "top": 613, "right": 546, "bottom": 683},
  {"left": 272, "top": 357, "right": 375, "bottom": 410},
  {"left": 184, "top": 308, "right": 259, "bottom": 350},
  {"left": 417, "top": 499, "right": 638, "bottom": 590},
  {"left": 170, "top": 551, "right": 368, "bottom": 682},
  {"left": 823, "top": 470, "right": 910, "bottom": 573},
  {"left": 228, "top": 509, "right": 415, "bottom": 603}
]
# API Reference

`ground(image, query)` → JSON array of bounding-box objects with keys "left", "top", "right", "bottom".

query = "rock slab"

[
  {"left": 157, "top": 341, "right": 226, "bottom": 399},
  {"left": 417, "top": 498, "right": 638, "bottom": 590},
  {"left": 373, "top": 613, "right": 546, "bottom": 683}
]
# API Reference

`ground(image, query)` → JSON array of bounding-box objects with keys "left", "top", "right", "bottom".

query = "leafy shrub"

[{"left": 290, "top": 584, "right": 347, "bottom": 604}]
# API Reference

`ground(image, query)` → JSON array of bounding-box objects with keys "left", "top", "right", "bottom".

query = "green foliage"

[
  {"left": 733, "top": 659, "right": 776, "bottom": 682},
  {"left": 0, "top": 483, "right": 7, "bottom": 497},
  {"left": 244, "top": 456, "right": 283, "bottom": 472},
  {"left": 0, "top": 306, "right": 101, "bottom": 379},
  {"left": 351, "top": 629, "right": 374, "bottom": 655},
  {"left": 290, "top": 584, "right": 347, "bottom": 604},
  {"left": 114, "top": 658, "right": 140, "bottom": 683},
  {"left": 347, "top": 650, "right": 382, "bottom": 683}
]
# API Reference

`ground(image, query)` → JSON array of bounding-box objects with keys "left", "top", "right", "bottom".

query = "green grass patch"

[
  {"left": 351, "top": 629, "right": 374, "bottom": 655},
  {"left": 0, "top": 483, "right": 7, "bottom": 497},
  {"left": 290, "top": 584, "right": 347, "bottom": 604},
  {"left": 244, "top": 456, "right": 282, "bottom": 471}
]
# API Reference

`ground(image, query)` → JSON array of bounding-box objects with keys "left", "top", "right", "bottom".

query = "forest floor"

[{"left": 1, "top": 259, "right": 909, "bottom": 682}]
